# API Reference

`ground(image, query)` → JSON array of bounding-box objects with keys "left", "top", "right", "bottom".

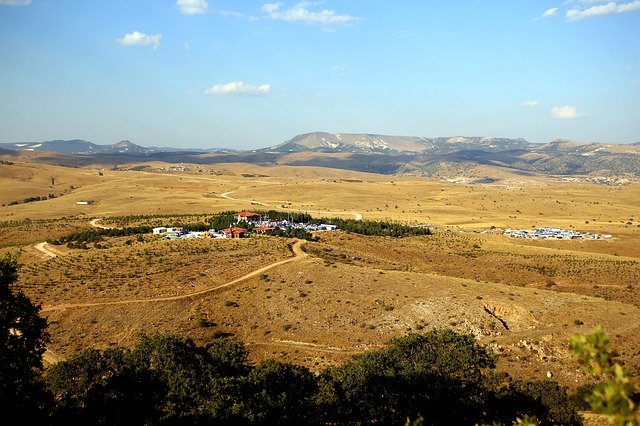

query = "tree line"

[
  {"left": 310, "top": 217, "right": 431, "bottom": 237},
  {"left": 47, "top": 226, "right": 152, "bottom": 246}
]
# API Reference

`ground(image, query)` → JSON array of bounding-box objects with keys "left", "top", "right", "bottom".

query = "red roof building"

[
  {"left": 222, "top": 227, "right": 247, "bottom": 238},
  {"left": 234, "top": 212, "right": 261, "bottom": 222}
]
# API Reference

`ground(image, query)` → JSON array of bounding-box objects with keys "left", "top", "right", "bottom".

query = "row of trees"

[
  {"left": 47, "top": 226, "right": 152, "bottom": 246},
  {"left": 310, "top": 217, "right": 431, "bottom": 237},
  {"left": 3, "top": 193, "right": 58, "bottom": 207}
]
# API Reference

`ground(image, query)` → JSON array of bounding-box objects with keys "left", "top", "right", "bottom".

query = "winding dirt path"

[
  {"left": 41, "top": 240, "right": 307, "bottom": 313},
  {"left": 89, "top": 218, "right": 110, "bottom": 229},
  {"left": 34, "top": 242, "right": 58, "bottom": 259}
]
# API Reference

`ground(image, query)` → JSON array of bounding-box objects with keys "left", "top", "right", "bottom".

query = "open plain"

[{"left": 1, "top": 153, "right": 640, "bottom": 393}]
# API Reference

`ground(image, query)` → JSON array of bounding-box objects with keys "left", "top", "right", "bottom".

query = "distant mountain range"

[
  {"left": 261, "top": 132, "right": 534, "bottom": 155},
  {"left": 0, "top": 139, "right": 222, "bottom": 155},
  {"left": 2, "top": 133, "right": 639, "bottom": 178}
]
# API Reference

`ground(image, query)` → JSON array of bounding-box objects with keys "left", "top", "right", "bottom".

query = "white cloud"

[
  {"left": 261, "top": 1, "right": 357, "bottom": 25},
  {"left": 566, "top": 0, "right": 640, "bottom": 21},
  {"left": 116, "top": 31, "right": 162, "bottom": 50},
  {"left": 0, "top": 0, "right": 31, "bottom": 5},
  {"left": 204, "top": 81, "right": 271, "bottom": 96},
  {"left": 542, "top": 7, "right": 559, "bottom": 17},
  {"left": 177, "top": 0, "right": 209, "bottom": 15},
  {"left": 521, "top": 100, "right": 540, "bottom": 107},
  {"left": 550, "top": 105, "right": 581, "bottom": 118}
]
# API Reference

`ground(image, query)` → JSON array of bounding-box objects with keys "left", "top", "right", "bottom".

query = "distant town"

[
  {"left": 501, "top": 227, "right": 612, "bottom": 241},
  {"left": 153, "top": 211, "right": 338, "bottom": 240}
]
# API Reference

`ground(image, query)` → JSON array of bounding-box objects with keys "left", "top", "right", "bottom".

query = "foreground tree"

[
  {"left": 570, "top": 326, "right": 639, "bottom": 425},
  {"left": 0, "top": 255, "right": 51, "bottom": 417},
  {"left": 317, "top": 329, "right": 498, "bottom": 425}
]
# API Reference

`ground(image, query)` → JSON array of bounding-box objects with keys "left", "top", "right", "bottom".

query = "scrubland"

[{"left": 1, "top": 157, "right": 639, "bottom": 391}]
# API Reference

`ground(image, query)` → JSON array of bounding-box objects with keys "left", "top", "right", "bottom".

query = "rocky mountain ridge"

[{"left": 1, "top": 133, "right": 638, "bottom": 178}]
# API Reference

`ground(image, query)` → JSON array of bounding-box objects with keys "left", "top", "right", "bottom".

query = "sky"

[{"left": 0, "top": 0, "right": 639, "bottom": 150}]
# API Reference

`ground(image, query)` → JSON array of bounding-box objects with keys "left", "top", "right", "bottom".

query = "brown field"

[{"left": 1, "top": 156, "right": 640, "bottom": 392}]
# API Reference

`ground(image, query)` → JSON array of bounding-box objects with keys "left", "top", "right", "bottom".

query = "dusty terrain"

[{"left": 1, "top": 156, "right": 639, "bottom": 393}]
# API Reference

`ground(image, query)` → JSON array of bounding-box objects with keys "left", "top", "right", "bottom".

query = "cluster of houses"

[
  {"left": 503, "top": 227, "right": 612, "bottom": 240},
  {"left": 152, "top": 211, "right": 338, "bottom": 240}
]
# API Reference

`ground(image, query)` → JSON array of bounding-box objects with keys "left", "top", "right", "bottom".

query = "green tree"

[
  {"left": 0, "top": 255, "right": 51, "bottom": 418},
  {"left": 569, "top": 326, "right": 639, "bottom": 425},
  {"left": 317, "top": 329, "right": 496, "bottom": 425},
  {"left": 47, "top": 347, "right": 161, "bottom": 425},
  {"left": 240, "top": 359, "right": 318, "bottom": 425}
]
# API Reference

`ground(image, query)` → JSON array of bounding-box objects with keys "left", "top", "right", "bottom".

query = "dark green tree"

[
  {"left": 47, "top": 347, "right": 161, "bottom": 425},
  {"left": 317, "top": 329, "right": 496, "bottom": 425},
  {"left": 0, "top": 255, "right": 52, "bottom": 418},
  {"left": 240, "top": 359, "right": 318, "bottom": 425}
]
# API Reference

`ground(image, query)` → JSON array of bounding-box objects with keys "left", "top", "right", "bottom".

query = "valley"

[{"left": 1, "top": 153, "right": 639, "bottom": 396}]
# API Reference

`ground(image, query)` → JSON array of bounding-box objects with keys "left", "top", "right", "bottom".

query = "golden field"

[{"left": 1, "top": 154, "right": 639, "bottom": 390}]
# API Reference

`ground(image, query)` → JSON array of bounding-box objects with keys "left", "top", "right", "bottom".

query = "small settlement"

[
  {"left": 502, "top": 227, "right": 612, "bottom": 240},
  {"left": 152, "top": 211, "right": 338, "bottom": 240}
]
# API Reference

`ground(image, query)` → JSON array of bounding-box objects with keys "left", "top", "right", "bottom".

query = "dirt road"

[
  {"left": 41, "top": 239, "right": 307, "bottom": 312},
  {"left": 34, "top": 242, "right": 59, "bottom": 258},
  {"left": 89, "top": 218, "right": 110, "bottom": 229}
]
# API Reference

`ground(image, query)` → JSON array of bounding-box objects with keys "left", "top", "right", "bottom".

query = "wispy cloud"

[
  {"left": 331, "top": 65, "right": 347, "bottom": 77},
  {"left": 392, "top": 30, "right": 414, "bottom": 38},
  {"left": 216, "top": 9, "right": 258, "bottom": 20},
  {"left": 261, "top": 2, "right": 357, "bottom": 25},
  {"left": 543, "top": 7, "right": 559, "bottom": 17},
  {"left": 521, "top": 100, "right": 540, "bottom": 107},
  {"left": 0, "top": 0, "right": 31, "bottom": 5},
  {"left": 566, "top": 0, "right": 640, "bottom": 21},
  {"left": 177, "top": 0, "right": 209, "bottom": 15},
  {"left": 550, "top": 105, "right": 581, "bottom": 118},
  {"left": 204, "top": 81, "right": 271, "bottom": 96},
  {"left": 116, "top": 31, "right": 162, "bottom": 50}
]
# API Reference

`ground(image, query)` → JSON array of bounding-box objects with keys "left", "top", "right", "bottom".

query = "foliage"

[
  {"left": 42, "top": 328, "right": 587, "bottom": 425},
  {"left": 259, "top": 210, "right": 313, "bottom": 223},
  {"left": 311, "top": 217, "right": 431, "bottom": 237},
  {"left": 569, "top": 326, "right": 639, "bottom": 425},
  {"left": 46, "top": 347, "right": 160, "bottom": 425},
  {"left": 267, "top": 226, "right": 318, "bottom": 241},
  {"left": 208, "top": 211, "right": 238, "bottom": 231},
  {"left": 510, "top": 380, "right": 582, "bottom": 425},
  {"left": 318, "top": 330, "right": 497, "bottom": 425},
  {"left": 240, "top": 359, "right": 319, "bottom": 425},
  {"left": 0, "top": 255, "right": 52, "bottom": 419},
  {"left": 48, "top": 225, "right": 152, "bottom": 245}
]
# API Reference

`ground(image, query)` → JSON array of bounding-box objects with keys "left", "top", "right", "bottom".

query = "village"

[
  {"left": 502, "top": 226, "right": 613, "bottom": 241},
  {"left": 152, "top": 211, "right": 338, "bottom": 240}
]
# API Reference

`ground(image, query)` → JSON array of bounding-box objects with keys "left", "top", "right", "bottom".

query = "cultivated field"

[{"left": 1, "top": 156, "right": 639, "bottom": 391}]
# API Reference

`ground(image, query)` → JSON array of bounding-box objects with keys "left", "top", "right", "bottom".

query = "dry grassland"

[{"left": 2, "top": 158, "right": 640, "bottom": 391}]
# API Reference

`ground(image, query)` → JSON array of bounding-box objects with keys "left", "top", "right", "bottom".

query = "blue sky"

[{"left": 1, "top": 0, "right": 639, "bottom": 149}]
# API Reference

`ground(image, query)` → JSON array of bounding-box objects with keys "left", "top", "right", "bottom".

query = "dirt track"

[{"left": 41, "top": 239, "right": 307, "bottom": 312}]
